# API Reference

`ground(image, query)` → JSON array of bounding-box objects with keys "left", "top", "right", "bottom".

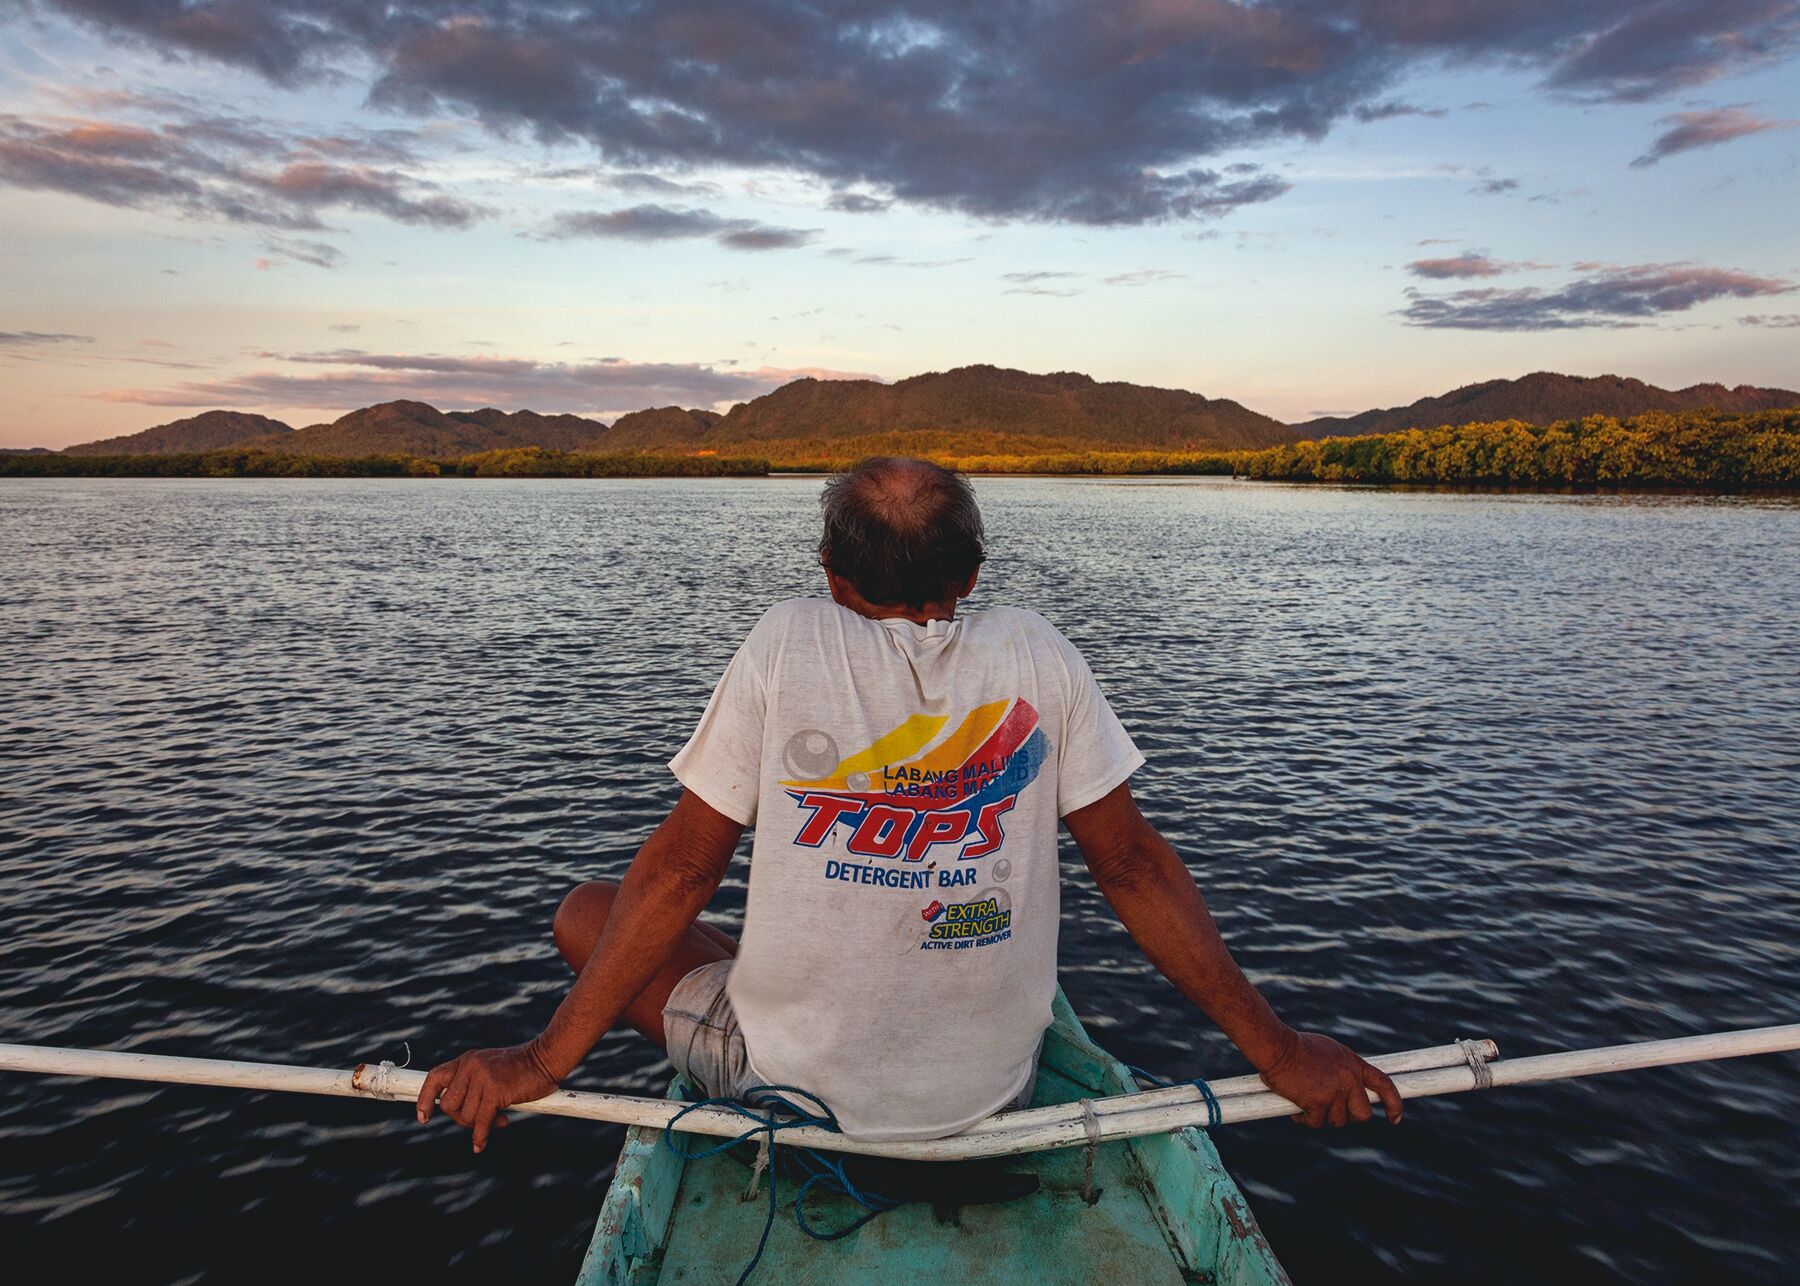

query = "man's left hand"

[
  {"left": 1258, "top": 1030, "right": 1404, "bottom": 1128},
  {"left": 416, "top": 1042, "right": 560, "bottom": 1153}
]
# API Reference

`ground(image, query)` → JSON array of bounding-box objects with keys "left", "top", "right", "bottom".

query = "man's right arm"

[
  {"left": 415, "top": 789, "right": 742, "bottom": 1148},
  {"left": 532, "top": 789, "right": 743, "bottom": 1078}
]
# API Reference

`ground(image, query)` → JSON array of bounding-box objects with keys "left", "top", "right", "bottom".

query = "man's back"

[
  {"left": 418, "top": 457, "right": 1398, "bottom": 1159},
  {"left": 671, "top": 597, "right": 1142, "bottom": 1138}
]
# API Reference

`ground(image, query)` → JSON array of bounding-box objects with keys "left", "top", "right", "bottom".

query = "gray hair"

[{"left": 818, "top": 457, "right": 986, "bottom": 609}]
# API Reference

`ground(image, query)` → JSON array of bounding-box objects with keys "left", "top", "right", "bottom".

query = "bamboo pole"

[
  {"left": 1, "top": 1024, "right": 1795, "bottom": 1163},
  {"left": 0, "top": 1039, "right": 1487, "bottom": 1154},
  {"left": 930, "top": 1039, "right": 1496, "bottom": 1143}
]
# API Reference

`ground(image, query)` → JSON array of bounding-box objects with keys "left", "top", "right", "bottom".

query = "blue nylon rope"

[
  {"left": 659, "top": 1085, "right": 901, "bottom": 1285},
  {"left": 1126, "top": 1065, "right": 1223, "bottom": 1129},
  {"left": 661, "top": 1068, "right": 1216, "bottom": 1282}
]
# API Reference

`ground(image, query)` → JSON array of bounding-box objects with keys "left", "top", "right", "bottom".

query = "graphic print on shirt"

[{"left": 780, "top": 698, "right": 1046, "bottom": 949}]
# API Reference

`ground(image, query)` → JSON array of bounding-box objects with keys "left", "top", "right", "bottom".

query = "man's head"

[{"left": 819, "top": 457, "right": 986, "bottom": 616}]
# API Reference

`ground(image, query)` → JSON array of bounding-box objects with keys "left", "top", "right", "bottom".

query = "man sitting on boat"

[{"left": 417, "top": 457, "right": 1403, "bottom": 1152}]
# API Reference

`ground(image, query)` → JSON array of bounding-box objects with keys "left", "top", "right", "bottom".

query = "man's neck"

[
  {"left": 859, "top": 602, "right": 956, "bottom": 624},
  {"left": 829, "top": 578, "right": 959, "bottom": 624}
]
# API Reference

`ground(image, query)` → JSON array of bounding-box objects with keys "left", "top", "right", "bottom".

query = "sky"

[{"left": 1, "top": 1, "right": 1797, "bottom": 449}]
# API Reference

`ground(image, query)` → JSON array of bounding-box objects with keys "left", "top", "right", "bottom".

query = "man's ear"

[
  {"left": 958, "top": 568, "right": 980, "bottom": 600},
  {"left": 824, "top": 568, "right": 850, "bottom": 605}
]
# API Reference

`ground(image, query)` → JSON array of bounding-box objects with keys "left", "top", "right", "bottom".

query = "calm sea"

[{"left": 2, "top": 477, "right": 1797, "bottom": 1284}]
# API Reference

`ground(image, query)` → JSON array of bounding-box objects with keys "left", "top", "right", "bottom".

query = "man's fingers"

[
  {"left": 1363, "top": 1063, "right": 1404, "bottom": 1124},
  {"left": 439, "top": 1066, "right": 473, "bottom": 1122},
  {"left": 416, "top": 1062, "right": 456, "bottom": 1124},
  {"left": 1347, "top": 1087, "right": 1374, "bottom": 1123},
  {"left": 1297, "top": 1103, "right": 1326, "bottom": 1129},
  {"left": 1327, "top": 1096, "right": 1349, "bottom": 1128},
  {"left": 470, "top": 1089, "right": 496, "bottom": 1154},
  {"left": 492, "top": 1113, "right": 510, "bottom": 1130}
]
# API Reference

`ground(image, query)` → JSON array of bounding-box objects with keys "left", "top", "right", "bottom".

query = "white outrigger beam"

[{"left": 2, "top": 1024, "right": 1796, "bottom": 1162}]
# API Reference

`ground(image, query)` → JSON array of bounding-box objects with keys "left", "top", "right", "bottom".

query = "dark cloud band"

[
  {"left": 0, "top": 106, "right": 484, "bottom": 233},
  {"left": 88, "top": 349, "right": 874, "bottom": 416},
  {"left": 543, "top": 204, "right": 819, "bottom": 250},
  {"left": 1400, "top": 262, "right": 1795, "bottom": 330},
  {"left": 39, "top": 1, "right": 1797, "bottom": 226},
  {"left": 1631, "top": 106, "right": 1795, "bottom": 166}
]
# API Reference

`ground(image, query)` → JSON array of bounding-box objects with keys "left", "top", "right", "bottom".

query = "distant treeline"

[
  {"left": 1236, "top": 408, "right": 1800, "bottom": 491},
  {"left": 0, "top": 447, "right": 770, "bottom": 479},
  {"left": 769, "top": 408, "right": 1800, "bottom": 490},
  {"left": 9, "top": 409, "right": 1796, "bottom": 490}
]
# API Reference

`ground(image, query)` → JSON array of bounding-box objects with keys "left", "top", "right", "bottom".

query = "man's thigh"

[{"left": 551, "top": 879, "right": 736, "bottom": 1048}]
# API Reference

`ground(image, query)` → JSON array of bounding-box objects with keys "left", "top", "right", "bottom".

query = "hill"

[
  {"left": 603, "top": 406, "right": 725, "bottom": 452},
  {"left": 692, "top": 365, "right": 1290, "bottom": 453},
  {"left": 244, "top": 401, "right": 608, "bottom": 457},
  {"left": 1295, "top": 372, "right": 1800, "bottom": 437},
  {"left": 63, "top": 410, "right": 294, "bottom": 456}
]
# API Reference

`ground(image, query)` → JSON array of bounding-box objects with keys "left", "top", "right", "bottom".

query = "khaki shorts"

[
  {"left": 663, "top": 959, "right": 762, "bottom": 1101},
  {"left": 661, "top": 959, "right": 1039, "bottom": 1112}
]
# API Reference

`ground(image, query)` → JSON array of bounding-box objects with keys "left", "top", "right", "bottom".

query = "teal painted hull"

[{"left": 577, "top": 991, "right": 1289, "bottom": 1285}]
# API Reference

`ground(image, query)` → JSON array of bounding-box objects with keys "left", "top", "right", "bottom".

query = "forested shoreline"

[
  {"left": 772, "top": 408, "right": 1800, "bottom": 491},
  {"left": 1235, "top": 408, "right": 1800, "bottom": 490},
  {"left": 6, "top": 408, "right": 1797, "bottom": 492},
  {"left": 0, "top": 447, "right": 770, "bottom": 478}
]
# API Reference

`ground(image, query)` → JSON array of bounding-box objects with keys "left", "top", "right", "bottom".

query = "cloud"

[
  {"left": 28, "top": 3, "right": 1800, "bottom": 227},
  {"left": 1545, "top": 0, "right": 1800, "bottom": 102},
  {"left": 0, "top": 330, "right": 93, "bottom": 346},
  {"left": 260, "top": 237, "right": 344, "bottom": 269},
  {"left": 1406, "top": 252, "right": 1553, "bottom": 279},
  {"left": 1470, "top": 178, "right": 1520, "bottom": 196},
  {"left": 1630, "top": 105, "right": 1797, "bottom": 166},
  {"left": 1740, "top": 312, "right": 1800, "bottom": 327},
  {"left": 826, "top": 192, "right": 893, "bottom": 214},
  {"left": 1103, "top": 269, "right": 1185, "bottom": 286},
  {"left": 0, "top": 104, "right": 485, "bottom": 232},
  {"left": 87, "top": 350, "right": 877, "bottom": 416},
  {"left": 40, "top": 3, "right": 1800, "bottom": 226},
  {"left": 1401, "top": 262, "right": 1795, "bottom": 329},
  {"left": 827, "top": 250, "right": 974, "bottom": 269},
  {"left": 542, "top": 204, "right": 818, "bottom": 250},
  {"left": 1353, "top": 101, "right": 1447, "bottom": 122},
  {"left": 1001, "top": 269, "right": 1084, "bottom": 295},
  {"left": 605, "top": 171, "right": 724, "bottom": 198}
]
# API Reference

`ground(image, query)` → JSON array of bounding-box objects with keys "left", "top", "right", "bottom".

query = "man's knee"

[{"left": 553, "top": 880, "right": 618, "bottom": 965}]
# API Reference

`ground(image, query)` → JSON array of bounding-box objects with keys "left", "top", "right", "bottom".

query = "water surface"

[{"left": 2, "top": 477, "right": 1796, "bottom": 1283}]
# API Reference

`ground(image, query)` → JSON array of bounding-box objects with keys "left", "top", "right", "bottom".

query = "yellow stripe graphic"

[
  {"left": 895, "top": 699, "right": 1009, "bottom": 778},
  {"left": 781, "top": 712, "right": 948, "bottom": 790}
]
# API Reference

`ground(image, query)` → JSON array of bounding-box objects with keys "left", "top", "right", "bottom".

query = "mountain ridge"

[
  {"left": 62, "top": 410, "right": 295, "bottom": 456},
  {"left": 249, "top": 401, "right": 609, "bottom": 456},
  {"left": 1293, "top": 372, "right": 1800, "bottom": 436},
  {"left": 51, "top": 367, "right": 1800, "bottom": 458}
]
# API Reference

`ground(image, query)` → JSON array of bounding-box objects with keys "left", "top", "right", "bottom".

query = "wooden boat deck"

[{"left": 578, "top": 991, "right": 1288, "bottom": 1285}]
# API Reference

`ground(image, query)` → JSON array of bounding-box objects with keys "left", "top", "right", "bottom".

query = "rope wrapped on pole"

[{"left": 1, "top": 1023, "right": 1795, "bottom": 1162}]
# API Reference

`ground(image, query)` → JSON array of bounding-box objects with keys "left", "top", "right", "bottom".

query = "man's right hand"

[
  {"left": 1257, "top": 1030, "right": 1404, "bottom": 1128},
  {"left": 415, "top": 1041, "right": 560, "bottom": 1153}
]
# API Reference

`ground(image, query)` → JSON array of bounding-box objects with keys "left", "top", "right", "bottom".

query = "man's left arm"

[{"left": 1064, "top": 782, "right": 1403, "bottom": 1128}]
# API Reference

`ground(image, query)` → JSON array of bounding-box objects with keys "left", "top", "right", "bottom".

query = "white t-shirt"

[{"left": 669, "top": 597, "right": 1143, "bottom": 1139}]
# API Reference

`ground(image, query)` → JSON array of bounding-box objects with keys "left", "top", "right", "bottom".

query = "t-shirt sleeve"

[
  {"left": 669, "top": 626, "right": 769, "bottom": 826},
  {"left": 1050, "top": 628, "right": 1145, "bottom": 817}
]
